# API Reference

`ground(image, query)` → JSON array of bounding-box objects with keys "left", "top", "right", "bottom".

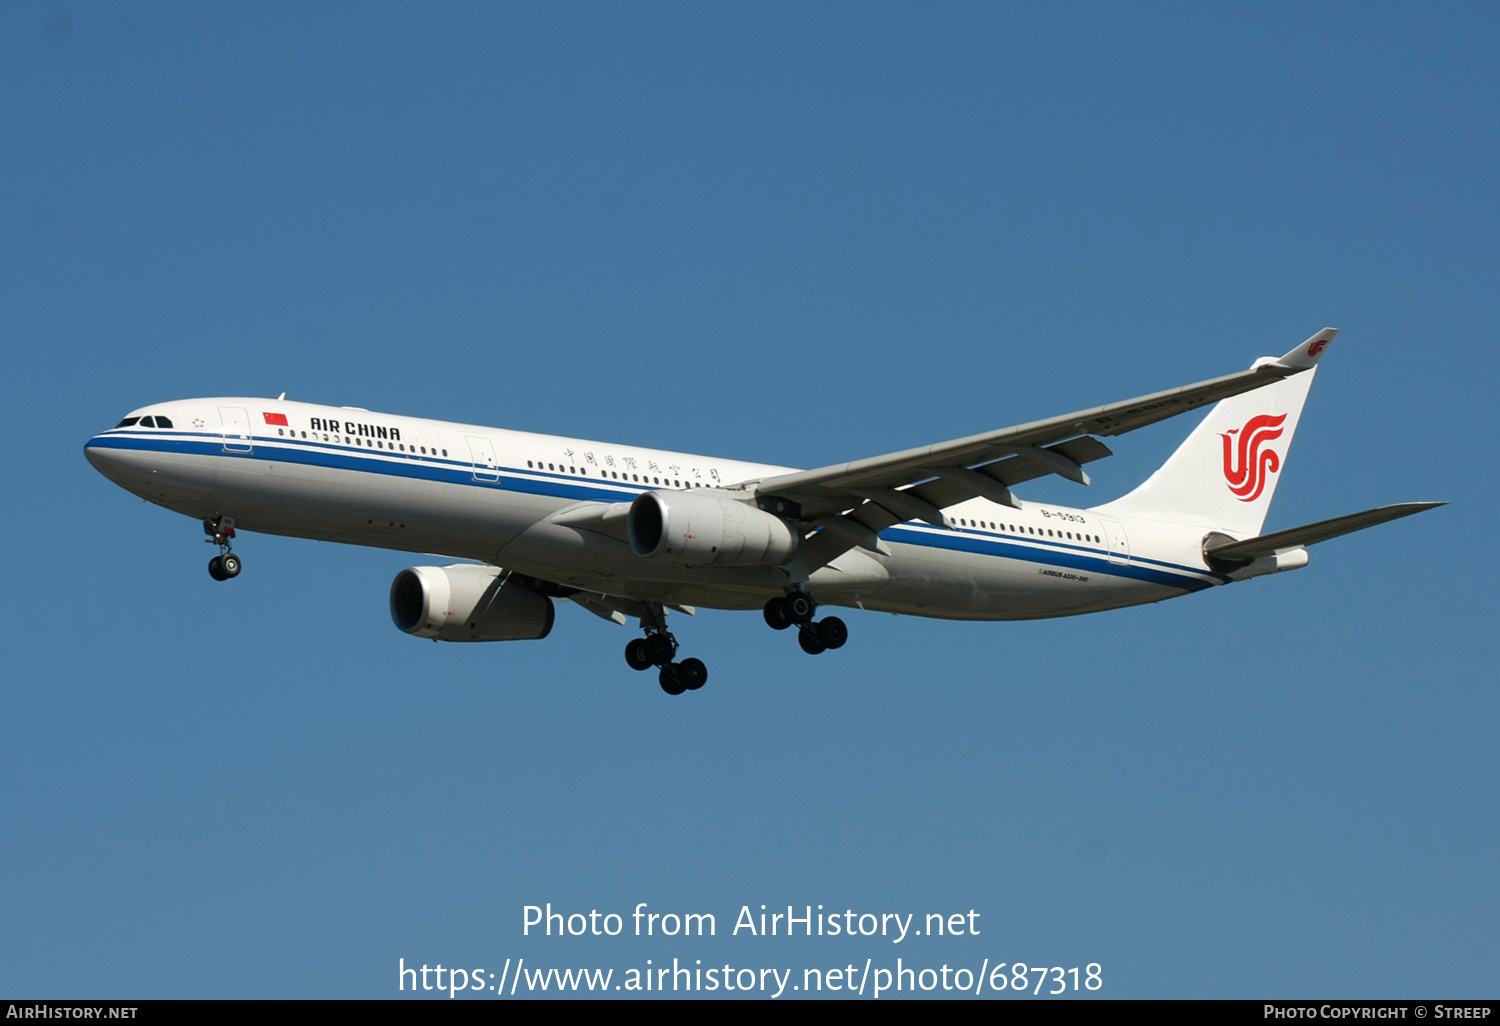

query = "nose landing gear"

[
  {"left": 204, "top": 516, "right": 241, "bottom": 581},
  {"left": 622, "top": 604, "right": 708, "bottom": 695}
]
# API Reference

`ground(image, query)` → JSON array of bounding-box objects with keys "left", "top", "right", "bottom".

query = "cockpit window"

[
  {"left": 115, "top": 417, "right": 140, "bottom": 428},
  {"left": 154, "top": 416, "right": 172, "bottom": 428}
]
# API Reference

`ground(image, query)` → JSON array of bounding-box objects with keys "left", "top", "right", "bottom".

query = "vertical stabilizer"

[{"left": 1092, "top": 329, "right": 1336, "bottom": 536}]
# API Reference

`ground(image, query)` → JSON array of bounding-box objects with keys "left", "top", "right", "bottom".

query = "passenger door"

[
  {"left": 1100, "top": 518, "right": 1130, "bottom": 566},
  {"left": 218, "top": 406, "right": 253, "bottom": 453},
  {"left": 466, "top": 435, "right": 499, "bottom": 482}
]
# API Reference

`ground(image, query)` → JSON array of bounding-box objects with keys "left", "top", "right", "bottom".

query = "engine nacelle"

[
  {"left": 389, "top": 564, "right": 554, "bottom": 642},
  {"left": 628, "top": 490, "right": 800, "bottom": 567}
]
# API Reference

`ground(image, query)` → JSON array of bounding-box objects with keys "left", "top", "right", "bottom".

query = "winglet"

[{"left": 1264, "top": 327, "right": 1339, "bottom": 371}]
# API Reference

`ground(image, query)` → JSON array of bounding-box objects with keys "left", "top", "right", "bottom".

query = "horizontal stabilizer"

[{"left": 1204, "top": 502, "right": 1444, "bottom": 565}]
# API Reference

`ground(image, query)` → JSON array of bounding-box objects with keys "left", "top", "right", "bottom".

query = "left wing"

[{"left": 735, "top": 329, "right": 1337, "bottom": 569}]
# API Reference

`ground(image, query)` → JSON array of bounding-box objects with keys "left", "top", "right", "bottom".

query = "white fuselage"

[{"left": 85, "top": 398, "right": 1234, "bottom": 620}]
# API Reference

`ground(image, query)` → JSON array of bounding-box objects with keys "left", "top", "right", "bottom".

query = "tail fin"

[{"left": 1092, "top": 328, "right": 1337, "bottom": 535}]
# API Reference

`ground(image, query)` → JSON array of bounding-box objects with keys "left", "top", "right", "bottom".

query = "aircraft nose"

[
  {"left": 84, "top": 434, "right": 145, "bottom": 487},
  {"left": 84, "top": 435, "right": 110, "bottom": 468}
]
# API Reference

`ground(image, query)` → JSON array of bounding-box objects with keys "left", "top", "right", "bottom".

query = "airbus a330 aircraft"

[{"left": 86, "top": 329, "right": 1439, "bottom": 695}]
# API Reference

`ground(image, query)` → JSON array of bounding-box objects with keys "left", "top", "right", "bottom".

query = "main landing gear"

[
  {"left": 764, "top": 591, "right": 847, "bottom": 656},
  {"left": 204, "top": 516, "right": 241, "bottom": 581},
  {"left": 623, "top": 605, "right": 708, "bottom": 696}
]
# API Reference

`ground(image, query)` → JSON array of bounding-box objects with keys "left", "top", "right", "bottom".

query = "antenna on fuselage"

[{"left": 277, "top": 392, "right": 286, "bottom": 400}]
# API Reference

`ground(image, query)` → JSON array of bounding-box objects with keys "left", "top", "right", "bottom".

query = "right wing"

[{"left": 735, "top": 329, "right": 1339, "bottom": 569}]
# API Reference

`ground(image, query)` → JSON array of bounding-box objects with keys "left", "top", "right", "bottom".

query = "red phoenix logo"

[
  {"left": 1221, "top": 413, "right": 1286, "bottom": 502},
  {"left": 1308, "top": 339, "right": 1329, "bottom": 359}
]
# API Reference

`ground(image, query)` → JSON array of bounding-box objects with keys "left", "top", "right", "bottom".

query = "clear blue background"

[{"left": 2, "top": 1, "right": 1494, "bottom": 999}]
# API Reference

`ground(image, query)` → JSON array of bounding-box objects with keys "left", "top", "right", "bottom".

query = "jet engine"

[
  {"left": 628, "top": 490, "right": 800, "bottom": 567},
  {"left": 389, "top": 564, "right": 554, "bottom": 642}
]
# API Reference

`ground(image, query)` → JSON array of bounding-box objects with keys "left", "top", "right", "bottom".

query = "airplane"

[{"left": 84, "top": 328, "right": 1441, "bottom": 695}]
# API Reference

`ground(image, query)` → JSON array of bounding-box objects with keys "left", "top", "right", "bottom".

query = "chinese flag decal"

[{"left": 263, "top": 412, "right": 289, "bottom": 426}]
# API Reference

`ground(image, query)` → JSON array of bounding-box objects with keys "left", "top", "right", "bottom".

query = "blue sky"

[{"left": 2, "top": 1, "right": 1495, "bottom": 999}]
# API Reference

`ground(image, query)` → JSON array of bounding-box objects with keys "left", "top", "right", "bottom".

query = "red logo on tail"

[{"left": 1221, "top": 413, "right": 1286, "bottom": 502}]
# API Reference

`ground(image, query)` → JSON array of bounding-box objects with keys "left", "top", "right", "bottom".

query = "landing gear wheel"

[
  {"left": 659, "top": 664, "right": 687, "bottom": 695},
  {"left": 816, "top": 615, "right": 847, "bottom": 650},
  {"left": 643, "top": 633, "right": 676, "bottom": 666},
  {"left": 204, "top": 516, "right": 239, "bottom": 581},
  {"left": 624, "top": 638, "right": 653, "bottom": 671},
  {"left": 763, "top": 597, "right": 793, "bottom": 631},
  {"left": 784, "top": 591, "right": 817, "bottom": 625},
  {"left": 797, "top": 626, "right": 828, "bottom": 655},
  {"left": 678, "top": 657, "right": 708, "bottom": 691}
]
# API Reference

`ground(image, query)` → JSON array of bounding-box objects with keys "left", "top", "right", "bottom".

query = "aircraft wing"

[{"left": 741, "top": 328, "right": 1338, "bottom": 569}]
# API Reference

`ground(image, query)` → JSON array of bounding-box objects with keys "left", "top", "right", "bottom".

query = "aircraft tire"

[
  {"left": 784, "top": 591, "right": 817, "bottom": 625},
  {"left": 624, "top": 638, "right": 653, "bottom": 671},
  {"left": 643, "top": 633, "right": 675, "bottom": 666},
  {"left": 659, "top": 664, "right": 687, "bottom": 695},
  {"left": 679, "top": 657, "right": 707, "bottom": 691},
  {"left": 208, "top": 555, "right": 227, "bottom": 581},
  {"left": 797, "top": 627, "right": 827, "bottom": 655},
  {"left": 817, "top": 616, "right": 848, "bottom": 650},
  {"left": 763, "top": 597, "right": 793, "bottom": 631},
  {"left": 220, "top": 553, "right": 242, "bottom": 578}
]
